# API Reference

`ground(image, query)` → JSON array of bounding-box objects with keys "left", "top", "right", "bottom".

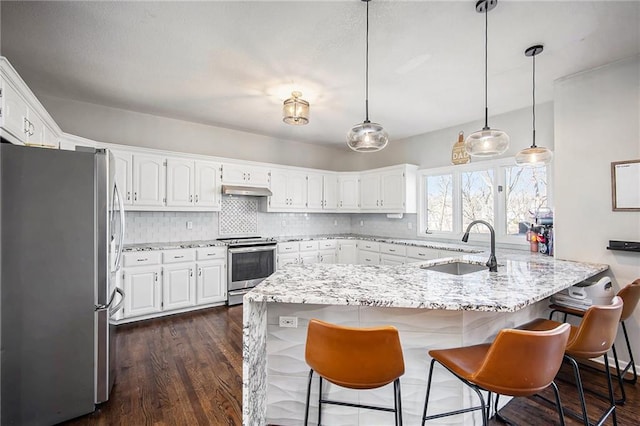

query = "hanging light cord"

[
  {"left": 531, "top": 52, "right": 537, "bottom": 148},
  {"left": 364, "top": 0, "right": 370, "bottom": 123},
  {"left": 483, "top": 5, "right": 489, "bottom": 130}
]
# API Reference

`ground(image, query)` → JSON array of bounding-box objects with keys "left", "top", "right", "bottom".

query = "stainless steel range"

[{"left": 218, "top": 237, "right": 277, "bottom": 305}]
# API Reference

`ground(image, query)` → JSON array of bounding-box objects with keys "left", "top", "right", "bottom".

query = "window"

[{"left": 418, "top": 158, "right": 552, "bottom": 245}]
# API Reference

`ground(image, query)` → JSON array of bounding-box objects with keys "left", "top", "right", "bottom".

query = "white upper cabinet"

[
  {"left": 269, "top": 168, "right": 308, "bottom": 211},
  {"left": 166, "top": 159, "right": 221, "bottom": 209},
  {"left": 221, "top": 163, "right": 270, "bottom": 187},
  {"left": 359, "top": 164, "right": 418, "bottom": 213},
  {"left": 338, "top": 173, "right": 360, "bottom": 212},
  {"left": 113, "top": 151, "right": 134, "bottom": 205},
  {"left": 1, "top": 58, "right": 61, "bottom": 147},
  {"left": 307, "top": 172, "right": 338, "bottom": 212},
  {"left": 133, "top": 154, "right": 166, "bottom": 207}
]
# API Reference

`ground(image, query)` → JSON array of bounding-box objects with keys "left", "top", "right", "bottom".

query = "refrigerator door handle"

[
  {"left": 113, "top": 182, "right": 126, "bottom": 272},
  {"left": 109, "top": 287, "right": 125, "bottom": 316}
]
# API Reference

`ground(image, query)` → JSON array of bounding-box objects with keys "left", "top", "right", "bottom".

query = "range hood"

[{"left": 222, "top": 185, "right": 272, "bottom": 197}]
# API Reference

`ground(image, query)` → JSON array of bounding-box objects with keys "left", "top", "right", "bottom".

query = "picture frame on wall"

[{"left": 611, "top": 159, "right": 640, "bottom": 211}]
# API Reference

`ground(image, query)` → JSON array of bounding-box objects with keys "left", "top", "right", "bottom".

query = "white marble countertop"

[
  {"left": 122, "top": 240, "right": 227, "bottom": 251},
  {"left": 245, "top": 251, "right": 608, "bottom": 312}
]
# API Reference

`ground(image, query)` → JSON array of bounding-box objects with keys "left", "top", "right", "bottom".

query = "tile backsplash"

[
  {"left": 351, "top": 213, "right": 419, "bottom": 239},
  {"left": 124, "top": 211, "right": 219, "bottom": 244}
]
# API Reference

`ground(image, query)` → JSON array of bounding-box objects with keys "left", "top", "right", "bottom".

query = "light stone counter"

[{"left": 243, "top": 252, "right": 608, "bottom": 425}]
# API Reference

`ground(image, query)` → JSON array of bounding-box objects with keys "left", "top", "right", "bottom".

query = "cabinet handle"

[
  {"left": 29, "top": 122, "right": 35, "bottom": 136},
  {"left": 174, "top": 255, "right": 184, "bottom": 259},
  {"left": 134, "top": 192, "right": 138, "bottom": 201},
  {"left": 247, "top": 173, "right": 251, "bottom": 181},
  {"left": 190, "top": 195, "right": 193, "bottom": 203},
  {"left": 127, "top": 191, "right": 131, "bottom": 201},
  {"left": 380, "top": 200, "right": 383, "bottom": 207},
  {"left": 365, "top": 258, "right": 372, "bottom": 262},
  {"left": 340, "top": 201, "right": 343, "bottom": 207},
  {"left": 195, "top": 194, "right": 199, "bottom": 203},
  {"left": 154, "top": 273, "right": 158, "bottom": 282},
  {"left": 376, "top": 200, "right": 379, "bottom": 206},
  {"left": 198, "top": 268, "right": 202, "bottom": 276},
  {"left": 190, "top": 269, "right": 193, "bottom": 277},
  {"left": 137, "top": 258, "right": 148, "bottom": 262},
  {"left": 389, "top": 249, "right": 395, "bottom": 252},
  {"left": 23, "top": 117, "right": 29, "bottom": 134},
  {"left": 418, "top": 253, "right": 426, "bottom": 257}
]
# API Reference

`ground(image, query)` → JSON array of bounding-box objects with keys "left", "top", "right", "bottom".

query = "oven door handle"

[{"left": 228, "top": 246, "right": 276, "bottom": 254}]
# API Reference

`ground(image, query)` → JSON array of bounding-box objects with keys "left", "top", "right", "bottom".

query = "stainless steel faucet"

[{"left": 462, "top": 220, "right": 498, "bottom": 272}]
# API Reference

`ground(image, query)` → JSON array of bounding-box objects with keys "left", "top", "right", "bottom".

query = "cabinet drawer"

[
  {"left": 278, "top": 241, "right": 299, "bottom": 253},
  {"left": 406, "top": 246, "right": 441, "bottom": 260},
  {"left": 358, "top": 241, "right": 380, "bottom": 252},
  {"left": 380, "top": 243, "right": 406, "bottom": 256},
  {"left": 196, "top": 247, "right": 227, "bottom": 260},
  {"left": 299, "top": 241, "right": 319, "bottom": 251},
  {"left": 318, "top": 240, "right": 337, "bottom": 250},
  {"left": 163, "top": 249, "right": 196, "bottom": 264},
  {"left": 357, "top": 251, "right": 380, "bottom": 265},
  {"left": 122, "top": 251, "right": 161, "bottom": 267}
]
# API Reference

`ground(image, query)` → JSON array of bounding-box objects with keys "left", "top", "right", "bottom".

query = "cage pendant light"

[
  {"left": 465, "top": 0, "right": 509, "bottom": 157},
  {"left": 515, "top": 45, "right": 553, "bottom": 166},
  {"left": 347, "top": 0, "right": 388, "bottom": 153},
  {"left": 283, "top": 91, "right": 310, "bottom": 125}
]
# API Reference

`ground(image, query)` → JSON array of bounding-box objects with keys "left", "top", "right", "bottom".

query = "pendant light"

[
  {"left": 347, "top": 0, "right": 388, "bottom": 153},
  {"left": 515, "top": 45, "right": 553, "bottom": 166},
  {"left": 283, "top": 91, "right": 310, "bottom": 125},
  {"left": 465, "top": 0, "right": 509, "bottom": 157}
]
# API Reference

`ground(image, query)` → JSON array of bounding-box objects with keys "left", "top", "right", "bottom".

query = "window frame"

[{"left": 417, "top": 157, "right": 553, "bottom": 248}]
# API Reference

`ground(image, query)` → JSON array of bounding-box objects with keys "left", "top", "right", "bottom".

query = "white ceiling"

[{"left": 1, "top": 1, "right": 638, "bottom": 150}]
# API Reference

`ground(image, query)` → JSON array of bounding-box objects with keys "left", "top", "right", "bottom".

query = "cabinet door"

[
  {"left": 197, "top": 261, "right": 226, "bottom": 304},
  {"left": 166, "top": 159, "right": 194, "bottom": 207},
  {"left": 300, "top": 252, "right": 318, "bottom": 265},
  {"left": 123, "top": 266, "right": 162, "bottom": 317},
  {"left": 318, "top": 250, "right": 336, "bottom": 264},
  {"left": 277, "top": 253, "right": 299, "bottom": 269},
  {"left": 24, "top": 110, "right": 45, "bottom": 145},
  {"left": 0, "top": 78, "right": 28, "bottom": 143},
  {"left": 113, "top": 151, "right": 133, "bottom": 205},
  {"left": 269, "top": 169, "right": 289, "bottom": 208},
  {"left": 163, "top": 264, "right": 195, "bottom": 311},
  {"left": 195, "top": 161, "right": 220, "bottom": 208},
  {"left": 288, "top": 171, "right": 308, "bottom": 209},
  {"left": 221, "top": 164, "right": 247, "bottom": 185},
  {"left": 133, "top": 154, "right": 166, "bottom": 206},
  {"left": 358, "top": 250, "right": 380, "bottom": 265},
  {"left": 337, "top": 241, "right": 357, "bottom": 264},
  {"left": 323, "top": 175, "right": 339, "bottom": 210},
  {"left": 307, "top": 172, "right": 324, "bottom": 210},
  {"left": 380, "top": 254, "right": 405, "bottom": 265},
  {"left": 245, "top": 165, "right": 270, "bottom": 187},
  {"left": 360, "top": 172, "right": 380, "bottom": 210},
  {"left": 380, "top": 170, "right": 405, "bottom": 211},
  {"left": 338, "top": 175, "right": 360, "bottom": 210}
]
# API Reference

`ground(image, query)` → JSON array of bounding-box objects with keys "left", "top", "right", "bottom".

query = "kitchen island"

[{"left": 243, "top": 251, "right": 608, "bottom": 425}]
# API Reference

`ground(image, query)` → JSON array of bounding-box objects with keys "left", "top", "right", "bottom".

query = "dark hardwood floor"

[{"left": 61, "top": 306, "right": 638, "bottom": 425}]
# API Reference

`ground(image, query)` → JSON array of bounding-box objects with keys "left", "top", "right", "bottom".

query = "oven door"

[{"left": 228, "top": 245, "right": 276, "bottom": 291}]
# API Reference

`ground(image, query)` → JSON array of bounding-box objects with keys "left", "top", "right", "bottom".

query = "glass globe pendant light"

[
  {"left": 347, "top": 0, "right": 388, "bottom": 153},
  {"left": 515, "top": 45, "right": 553, "bottom": 166},
  {"left": 465, "top": 0, "right": 509, "bottom": 157}
]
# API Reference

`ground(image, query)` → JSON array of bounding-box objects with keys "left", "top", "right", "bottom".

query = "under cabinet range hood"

[{"left": 222, "top": 185, "right": 272, "bottom": 197}]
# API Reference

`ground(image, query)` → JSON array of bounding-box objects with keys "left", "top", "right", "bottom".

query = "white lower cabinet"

[
  {"left": 358, "top": 250, "right": 380, "bottom": 265},
  {"left": 406, "top": 246, "right": 441, "bottom": 263},
  {"left": 121, "top": 247, "right": 226, "bottom": 322},
  {"left": 162, "top": 263, "right": 196, "bottom": 311},
  {"left": 337, "top": 241, "right": 357, "bottom": 264},
  {"left": 123, "top": 265, "right": 162, "bottom": 318},
  {"left": 380, "top": 254, "right": 405, "bottom": 265}
]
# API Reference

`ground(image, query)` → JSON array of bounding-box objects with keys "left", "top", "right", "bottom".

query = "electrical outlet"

[
  {"left": 333, "top": 219, "right": 338, "bottom": 226},
  {"left": 186, "top": 221, "right": 193, "bottom": 229},
  {"left": 360, "top": 220, "right": 364, "bottom": 226},
  {"left": 408, "top": 222, "right": 413, "bottom": 230},
  {"left": 279, "top": 316, "right": 298, "bottom": 328}
]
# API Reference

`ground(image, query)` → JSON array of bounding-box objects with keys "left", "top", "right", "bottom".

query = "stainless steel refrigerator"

[{"left": 0, "top": 143, "right": 125, "bottom": 425}]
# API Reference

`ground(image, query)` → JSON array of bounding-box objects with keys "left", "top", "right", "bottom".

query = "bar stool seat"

[
  {"left": 521, "top": 296, "right": 624, "bottom": 426},
  {"left": 303, "top": 318, "right": 405, "bottom": 425},
  {"left": 549, "top": 279, "right": 640, "bottom": 404},
  {"left": 421, "top": 323, "right": 571, "bottom": 425}
]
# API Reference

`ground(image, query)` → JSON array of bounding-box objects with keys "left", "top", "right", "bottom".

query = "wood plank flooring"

[{"left": 61, "top": 305, "right": 638, "bottom": 425}]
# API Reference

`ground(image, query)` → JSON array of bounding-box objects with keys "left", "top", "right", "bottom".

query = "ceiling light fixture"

[
  {"left": 283, "top": 91, "right": 309, "bottom": 125},
  {"left": 347, "top": 0, "right": 388, "bottom": 153},
  {"left": 515, "top": 45, "right": 553, "bottom": 166},
  {"left": 465, "top": 0, "right": 509, "bottom": 157}
]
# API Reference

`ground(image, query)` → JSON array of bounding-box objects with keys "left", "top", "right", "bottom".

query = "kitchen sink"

[{"left": 421, "top": 261, "right": 487, "bottom": 275}]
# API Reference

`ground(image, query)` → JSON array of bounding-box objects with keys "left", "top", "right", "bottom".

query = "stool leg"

[
  {"left": 621, "top": 321, "right": 638, "bottom": 384},
  {"left": 394, "top": 378, "right": 403, "bottom": 426},
  {"left": 550, "top": 381, "right": 566, "bottom": 426},
  {"left": 421, "top": 358, "right": 437, "bottom": 426},
  {"left": 603, "top": 353, "right": 618, "bottom": 426},
  {"left": 566, "top": 355, "right": 590, "bottom": 426},
  {"left": 317, "top": 376, "right": 323, "bottom": 426},
  {"left": 611, "top": 344, "right": 627, "bottom": 404},
  {"left": 304, "top": 369, "right": 314, "bottom": 425}
]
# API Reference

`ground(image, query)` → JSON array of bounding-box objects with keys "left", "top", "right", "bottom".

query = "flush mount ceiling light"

[
  {"left": 347, "top": 0, "right": 388, "bottom": 153},
  {"left": 283, "top": 91, "right": 310, "bottom": 125},
  {"left": 515, "top": 45, "right": 553, "bottom": 166},
  {"left": 465, "top": 0, "right": 510, "bottom": 157}
]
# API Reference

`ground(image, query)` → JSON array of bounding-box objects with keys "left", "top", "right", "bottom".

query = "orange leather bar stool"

[
  {"left": 521, "top": 296, "right": 623, "bottom": 426},
  {"left": 303, "top": 319, "right": 405, "bottom": 426},
  {"left": 421, "top": 323, "right": 571, "bottom": 426},
  {"left": 549, "top": 279, "right": 640, "bottom": 403}
]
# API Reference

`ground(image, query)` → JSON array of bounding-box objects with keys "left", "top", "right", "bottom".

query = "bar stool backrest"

[
  {"left": 471, "top": 323, "right": 571, "bottom": 397},
  {"left": 304, "top": 319, "right": 405, "bottom": 389},
  {"left": 619, "top": 279, "right": 640, "bottom": 322},
  {"left": 566, "top": 296, "right": 624, "bottom": 359}
]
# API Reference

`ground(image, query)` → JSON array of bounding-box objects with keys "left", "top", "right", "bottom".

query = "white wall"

[
  {"left": 39, "top": 94, "right": 355, "bottom": 171},
  {"left": 554, "top": 55, "right": 640, "bottom": 366}
]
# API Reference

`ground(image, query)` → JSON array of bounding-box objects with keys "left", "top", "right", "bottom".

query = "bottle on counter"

[{"left": 527, "top": 226, "right": 539, "bottom": 252}]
